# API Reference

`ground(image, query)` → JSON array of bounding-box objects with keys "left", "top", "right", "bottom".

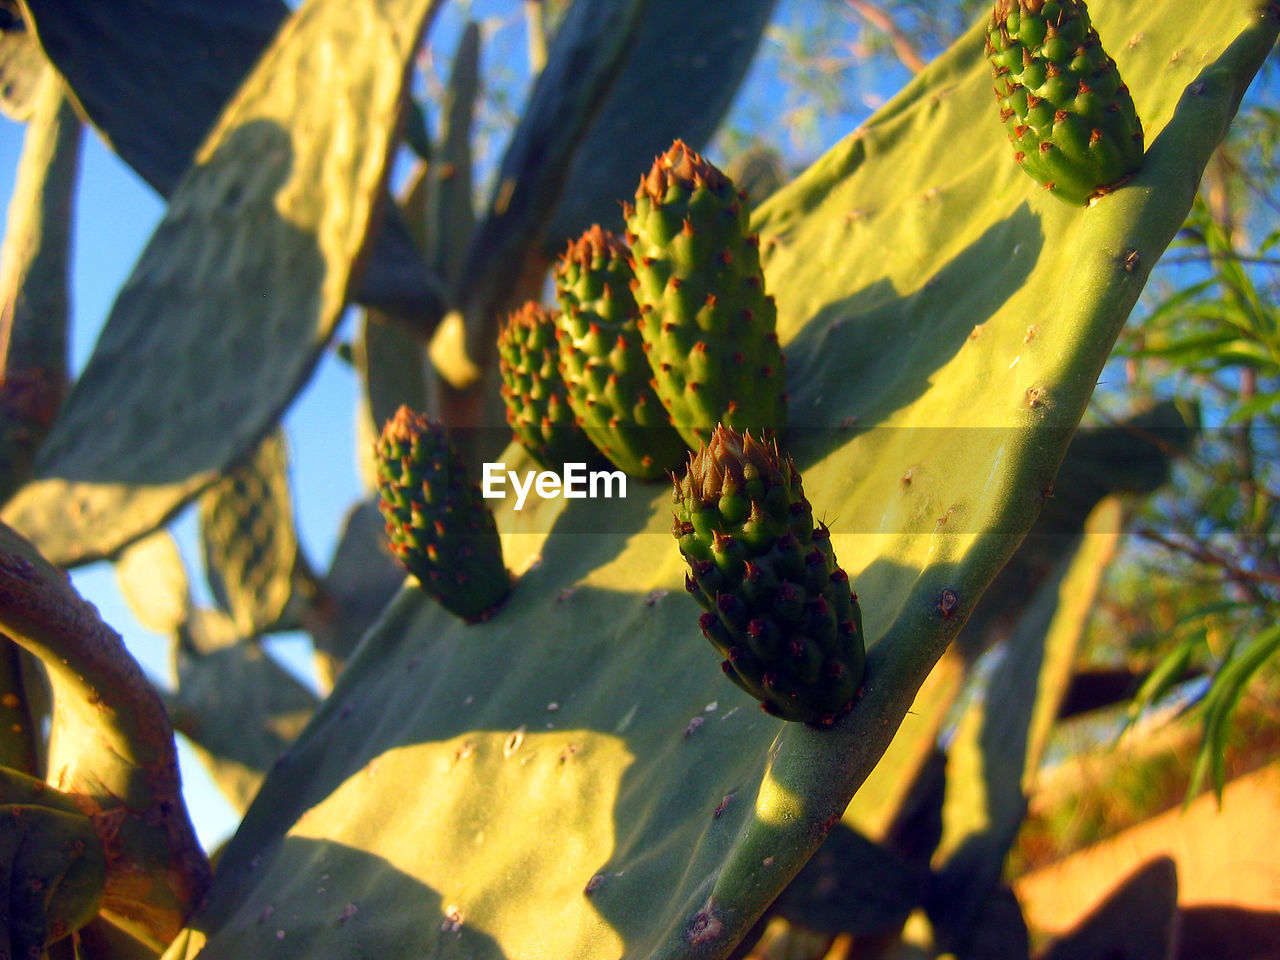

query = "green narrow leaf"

[
  {"left": 1134, "top": 276, "right": 1219, "bottom": 328},
  {"left": 4, "top": 0, "right": 446, "bottom": 566},
  {"left": 1224, "top": 391, "right": 1279, "bottom": 422},
  {"left": 1125, "top": 634, "right": 1202, "bottom": 730},
  {"left": 1187, "top": 621, "right": 1280, "bottom": 802},
  {"left": 199, "top": 430, "right": 299, "bottom": 638}
]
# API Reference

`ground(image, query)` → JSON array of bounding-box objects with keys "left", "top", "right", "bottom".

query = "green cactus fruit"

[
  {"left": 987, "top": 0, "right": 1144, "bottom": 205},
  {"left": 374, "top": 406, "right": 510, "bottom": 622},
  {"left": 552, "top": 225, "right": 689, "bottom": 481},
  {"left": 673, "top": 425, "right": 864, "bottom": 725},
  {"left": 624, "top": 140, "right": 787, "bottom": 448},
  {"left": 497, "top": 301, "right": 602, "bottom": 471}
]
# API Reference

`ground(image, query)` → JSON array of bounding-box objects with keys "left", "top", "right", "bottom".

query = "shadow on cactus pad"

[{"left": 170, "top": 837, "right": 509, "bottom": 959}]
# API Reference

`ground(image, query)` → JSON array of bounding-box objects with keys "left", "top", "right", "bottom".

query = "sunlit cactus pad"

[
  {"left": 166, "top": 4, "right": 1276, "bottom": 960},
  {"left": 1, "top": 0, "right": 442, "bottom": 566}
]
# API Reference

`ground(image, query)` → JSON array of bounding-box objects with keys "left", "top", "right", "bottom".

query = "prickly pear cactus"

[
  {"left": 497, "top": 301, "right": 602, "bottom": 470},
  {"left": 554, "top": 225, "right": 688, "bottom": 480},
  {"left": 161, "top": 7, "right": 1276, "bottom": 960},
  {"left": 374, "top": 406, "right": 510, "bottom": 622},
  {"left": 625, "top": 140, "right": 787, "bottom": 447},
  {"left": 987, "top": 0, "right": 1145, "bottom": 205},
  {"left": 674, "top": 427, "right": 864, "bottom": 725}
]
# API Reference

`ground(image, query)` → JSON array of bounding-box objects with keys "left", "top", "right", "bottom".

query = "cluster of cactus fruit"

[
  {"left": 376, "top": 0, "right": 1151, "bottom": 721},
  {"left": 987, "top": 0, "right": 1145, "bottom": 204},
  {"left": 497, "top": 138, "right": 789, "bottom": 472},
  {"left": 6, "top": 0, "right": 1274, "bottom": 955},
  {"left": 377, "top": 139, "right": 865, "bottom": 723}
]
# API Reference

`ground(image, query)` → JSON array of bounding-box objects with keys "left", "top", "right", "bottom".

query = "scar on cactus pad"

[
  {"left": 624, "top": 140, "right": 787, "bottom": 448},
  {"left": 553, "top": 224, "right": 688, "bottom": 481},
  {"left": 374, "top": 406, "right": 510, "bottom": 622},
  {"left": 674, "top": 425, "right": 865, "bottom": 726},
  {"left": 497, "top": 301, "right": 602, "bottom": 471},
  {"left": 987, "top": 0, "right": 1144, "bottom": 205}
]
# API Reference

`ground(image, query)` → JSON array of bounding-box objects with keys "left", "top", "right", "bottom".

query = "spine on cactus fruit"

[
  {"left": 497, "top": 301, "right": 603, "bottom": 471},
  {"left": 986, "top": 0, "right": 1144, "bottom": 205},
  {"left": 672, "top": 425, "right": 864, "bottom": 726},
  {"left": 552, "top": 224, "right": 689, "bottom": 480},
  {"left": 623, "top": 140, "right": 787, "bottom": 449},
  {"left": 374, "top": 406, "right": 510, "bottom": 622}
]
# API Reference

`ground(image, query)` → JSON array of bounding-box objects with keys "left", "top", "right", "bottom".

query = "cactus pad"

[
  {"left": 553, "top": 225, "right": 687, "bottom": 480},
  {"left": 625, "top": 140, "right": 787, "bottom": 447},
  {"left": 674, "top": 426, "right": 864, "bottom": 724},
  {"left": 987, "top": 0, "right": 1144, "bottom": 205},
  {"left": 157, "top": 5, "right": 1276, "bottom": 960},
  {"left": 497, "top": 301, "right": 602, "bottom": 471},
  {"left": 374, "top": 407, "right": 510, "bottom": 622}
]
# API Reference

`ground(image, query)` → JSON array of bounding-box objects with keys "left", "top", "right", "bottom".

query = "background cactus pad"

[
  {"left": 374, "top": 406, "right": 510, "bottom": 622},
  {"left": 497, "top": 301, "right": 602, "bottom": 471}
]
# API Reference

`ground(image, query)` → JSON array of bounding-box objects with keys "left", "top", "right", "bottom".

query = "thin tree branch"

[
  {"left": 844, "top": 0, "right": 928, "bottom": 74},
  {"left": 1135, "top": 526, "right": 1280, "bottom": 589}
]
